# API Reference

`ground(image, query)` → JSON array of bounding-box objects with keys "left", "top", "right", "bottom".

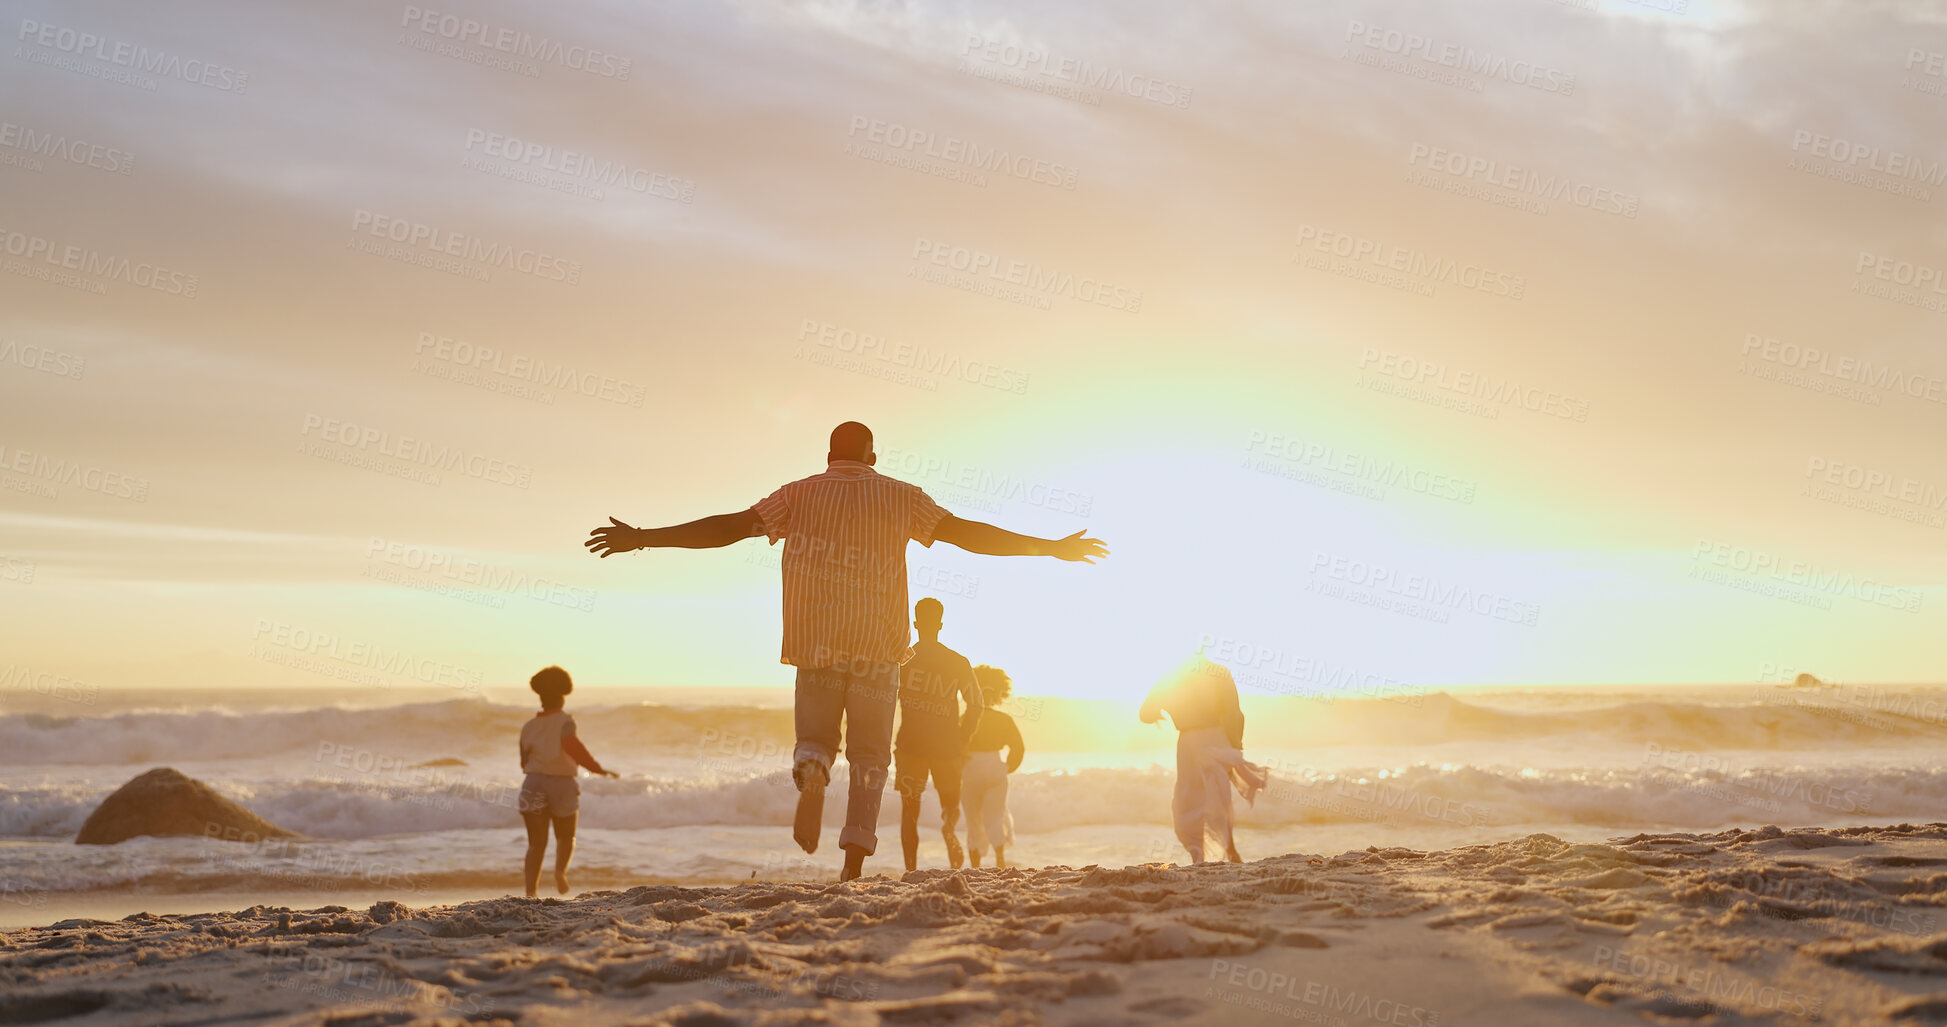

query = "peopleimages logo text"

[
  {"left": 1359, "top": 348, "right": 1589, "bottom": 421},
  {"left": 1742, "top": 332, "right": 1947, "bottom": 405},
  {"left": 398, "top": 7, "right": 630, "bottom": 78},
  {"left": 1198, "top": 632, "right": 1420, "bottom": 704},
  {"left": 349, "top": 210, "right": 581, "bottom": 284},
  {"left": 1407, "top": 144, "right": 1637, "bottom": 217},
  {"left": 1310, "top": 551, "right": 1541, "bottom": 626},
  {"left": 798, "top": 320, "right": 1030, "bottom": 395},
  {"left": 877, "top": 447, "right": 1093, "bottom": 516},
  {"left": 0, "top": 121, "right": 134, "bottom": 174},
  {"left": 1806, "top": 457, "right": 1947, "bottom": 509},
  {"left": 1690, "top": 539, "right": 1921, "bottom": 612},
  {"left": 1856, "top": 251, "right": 1947, "bottom": 294},
  {"left": 462, "top": 130, "right": 692, "bottom": 201},
  {"left": 252, "top": 620, "right": 483, "bottom": 693},
  {"left": 1790, "top": 130, "right": 1946, "bottom": 185},
  {"left": 1244, "top": 430, "right": 1477, "bottom": 503},
  {"left": 0, "top": 443, "right": 149, "bottom": 501},
  {"left": 1346, "top": 21, "right": 1576, "bottom": 94},
  {"left": 299, "top": 415, "right": 532, "bottom": 489},
  {"left": 960, "top": 36, "right": 1192, "bottom": 109},
  {"left": 413, "top": 332, "right": 645, "bottom": 408},
  {"left": 15, "top": 18, "right": 249, "bottom": 92},
  {"left": 0, "top": 228, "right": 198, "bottom": 296},
  {"left": 1, "top": 340, "right": 85, "bottom": 380},
  {"left": 1296, "top": 223, "right": 1525, "bottom": 298},
  {"left": 846, "top": 117, "right": 1078, "bottom": 190},
  {"left": 910, "top": 238, "right": 1141, "bottom": 313},
  {"left": 366, "top": 539, "right": 596, "bottom": 613}
]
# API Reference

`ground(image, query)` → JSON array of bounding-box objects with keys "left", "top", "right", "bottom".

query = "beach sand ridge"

[{"left": 9, "top": 825, "right": 1947, "bottom": 1024}]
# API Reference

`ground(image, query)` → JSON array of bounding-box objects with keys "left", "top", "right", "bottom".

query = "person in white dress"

[
  {"left": 960, "top": 665, "right": 1023, "bottom": 868},
  {"left": 1139, "top": 653, "right": 1267, "bottom": 864}
]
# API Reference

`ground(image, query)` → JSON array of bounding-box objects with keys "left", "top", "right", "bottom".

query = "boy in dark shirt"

[{"left": 893, "top": 598, "right": 983, "bottom": 871}]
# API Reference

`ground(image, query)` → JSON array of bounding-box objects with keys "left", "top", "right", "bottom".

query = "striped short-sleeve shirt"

[{"left": 754, "top": 460, "right": 950, "bottom": 668}]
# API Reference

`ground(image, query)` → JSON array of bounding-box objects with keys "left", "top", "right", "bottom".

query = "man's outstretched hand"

[
  {"left": 932, "top": 516, "right": 1109, "bottom": 562},
  {"left": 585, "top": 517, "right": 645, "bottom": 558},
  {"left": 1048, "top": 530, "right": 1109, "bottom": 563},
  {"left": 585, "top": 510, "right": 764, "bottom": 556}
]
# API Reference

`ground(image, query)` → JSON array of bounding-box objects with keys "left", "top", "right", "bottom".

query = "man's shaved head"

[{"left": 829, "top": 421, "right": 874, "bottom": 464}]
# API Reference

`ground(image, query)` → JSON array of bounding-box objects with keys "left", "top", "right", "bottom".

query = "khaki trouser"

[{"left": 794, "top": 659, "right": 899, "bottom": 854}]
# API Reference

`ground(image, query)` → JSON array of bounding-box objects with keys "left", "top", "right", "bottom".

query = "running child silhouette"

[{"left": 517, "top": 665, "right": 618, "bottom": 897}]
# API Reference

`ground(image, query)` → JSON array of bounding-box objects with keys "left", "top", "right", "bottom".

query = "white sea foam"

[
  {"left": 5, "top": 687, "right": 1943, "bottom": 894},
  {"left": 3, "top": 756, "right": 1942, "bottom": 841}
]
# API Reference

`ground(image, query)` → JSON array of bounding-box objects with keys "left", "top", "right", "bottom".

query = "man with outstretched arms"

[{"left": 586, "top": 421, "right": 1106, "bottom": 881}]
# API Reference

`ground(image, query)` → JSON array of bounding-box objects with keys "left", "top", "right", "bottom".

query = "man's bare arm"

[
  {"left": 932, "top": 515, "right": 1108, "bottom": 563},
  {"left": 1138, "top": 684, "right": 1168, "bottom": 725},
  {"left": 585, "top": 509, "right": 764, "bottom": 558}
]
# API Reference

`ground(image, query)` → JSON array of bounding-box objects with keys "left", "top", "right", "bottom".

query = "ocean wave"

[
  {"left": 0, "top": 699, "right": 794, "bottom": 766},
  {"left": 1311, "top": 688, "right": 1947, "bottom": 749},
  {"left": 2, "top": 688, "right": 1942, "bottom": 768},
  {"left": 6, "top": 759, "right": 1947, "bottom": 841}
]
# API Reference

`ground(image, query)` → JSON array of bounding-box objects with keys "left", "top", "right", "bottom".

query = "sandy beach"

[{"left": 9, "top": 823, "right": 1947, "bottom": 1025}]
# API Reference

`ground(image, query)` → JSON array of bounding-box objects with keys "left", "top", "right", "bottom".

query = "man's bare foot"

[
  {"left": 839, "top": 844, "right": 866, "bottom": 882},
  {"left": 524, "top": 890, "right": 538, "bottom": 899},
  {"left": 555, "top": 870, "right": 570, "bottom": 895},
  {"left": 943, "top": 828, "right": 964, "bottom": 870},
  {"left": 970, "top": 851, "right": 982, "bottom": 868},
  {"left": 792, "top": 759, "right": 828, "bottom": 854}
]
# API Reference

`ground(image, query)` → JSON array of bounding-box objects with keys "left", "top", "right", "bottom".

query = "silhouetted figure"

[
  {"left": 895, "top": 598, "right": 982, "bottom": 872},
  {"left": 585, "top": 421, "right": 1106, "bottom": 882},
  {"left": 1140, "top": 653, "right": 1266, "bottom": 864},
  {"left": 518, "top": 666, "right": 619, "bottom": 898},
  {"left": 962, "top": 665, "right": 1023, "bottom": 869}
]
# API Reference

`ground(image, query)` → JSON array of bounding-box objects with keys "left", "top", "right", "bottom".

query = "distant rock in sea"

[
  {"left": 1793, "top": 673, "right": 1826, "bottom": 688},
  {"left": 75, "top": 767, "right": 300, "bottom": 845},
  {"left": 412, "top": 757, "right": 468, "bottom": 768}
]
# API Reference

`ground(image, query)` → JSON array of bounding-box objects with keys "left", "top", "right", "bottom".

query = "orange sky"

[{"left": 2, "top": 0, "right": 1942, "bottom": 699}]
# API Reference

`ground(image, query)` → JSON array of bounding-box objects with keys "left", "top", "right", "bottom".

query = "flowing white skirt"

[
  {"left": 1173, "top": 726, "right": 1268, "bottom": 863},
  {"left": 960, "top": 750, "right": 1014, "bottom": 851}
]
